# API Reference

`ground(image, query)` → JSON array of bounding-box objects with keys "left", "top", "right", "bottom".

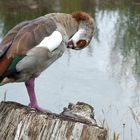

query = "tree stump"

[{"left": 0, "top": 101, "right": 107, "bottom": 140}]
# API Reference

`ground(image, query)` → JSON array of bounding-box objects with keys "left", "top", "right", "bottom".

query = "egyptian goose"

[{"left": 0, "top": 11, "right": 95, "bottom": 112}]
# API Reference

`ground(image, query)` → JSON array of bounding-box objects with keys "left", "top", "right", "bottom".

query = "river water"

[{"left": 0, "top": 0, "right": 140, "bottom": 139}]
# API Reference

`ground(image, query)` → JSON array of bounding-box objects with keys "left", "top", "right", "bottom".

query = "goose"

[{"left": 0, "top": 11, "right": 95, "bottom": 112}]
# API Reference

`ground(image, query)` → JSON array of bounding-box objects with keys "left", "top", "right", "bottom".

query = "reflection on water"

[
  {"left": 0, "top": 0, "right": 96, "bottom": 35},
  {"left": 0, "top": 0, "right": 140, "bottom": 139}
]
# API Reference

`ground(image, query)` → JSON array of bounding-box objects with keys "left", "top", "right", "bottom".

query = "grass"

[
  {"left": 97, "top": 105, "right": 140, "bottom": 140},
  {"left": 129, "top": 107, "right": 140, "bottom": 138}
]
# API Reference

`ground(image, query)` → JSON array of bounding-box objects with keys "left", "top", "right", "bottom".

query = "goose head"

[{"left": 67, "top": 12, "right": 95, "bottom": 50}]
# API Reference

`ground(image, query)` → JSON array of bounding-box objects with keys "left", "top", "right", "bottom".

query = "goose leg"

[{"left": 25, "top": 78, "right": 49, "bottom": 112}]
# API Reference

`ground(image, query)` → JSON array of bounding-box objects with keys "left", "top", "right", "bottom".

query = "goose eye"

[{"left": 76, "top": 40, "right": 87, "bottom": 49}]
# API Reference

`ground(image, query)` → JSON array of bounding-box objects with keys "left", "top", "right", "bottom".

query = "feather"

[
  {"left": 0, "top": 12, "right": 94, "bottom": 84},
  {"left": 71, "top": 11, "right": 91, "bottom": 22},
  {"left": 0, "top": 12, "right": 95, "bottom": 111},
  {"left": 70, "top": 29, "right": 86, "bottom": 42},
  {"left": 37, "top": 31, "right": 62, "bottom": 51},
  {"left": 0, "top": 56, "right": 12, "bottom": 76},
  {"left": 0, "top": 21, "right": 30, "bottom": 57},
  {"left": 7, "top": 56, "right": 25, "bottom": 72},
  {"left": 0, "top": 56, "right": 24, "bottom": 82},
  {"left": 6, "top": 18, "right": 57, "bottom": 58}
]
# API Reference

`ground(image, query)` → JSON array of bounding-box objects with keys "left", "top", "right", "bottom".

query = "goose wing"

[
  {"left": 0, "top": 17, "right": 57, "bottom": 77},
  {"left": 6, "top": 17, "right": 57, "bottom": 58},
  {"left": 0, "top": 21, "right": 30, "bottom": 57}
]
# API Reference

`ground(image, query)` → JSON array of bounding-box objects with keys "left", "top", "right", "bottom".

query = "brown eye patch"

[{"left": 76, "top": 40, "right": 87, "bottom": 49}]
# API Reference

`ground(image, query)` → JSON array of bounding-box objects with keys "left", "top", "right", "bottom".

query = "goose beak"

[{"left": 67, "top": 40, "right": 75, "bottom": 49}]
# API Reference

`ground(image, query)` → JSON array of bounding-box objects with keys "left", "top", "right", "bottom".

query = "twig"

[{"left": 3, "top": 90, "right": 7, "bottom": 101}]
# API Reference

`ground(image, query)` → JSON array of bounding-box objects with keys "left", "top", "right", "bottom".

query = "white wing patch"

[{"left": 37, "top": 31, "right": 62, "bottom": 51}]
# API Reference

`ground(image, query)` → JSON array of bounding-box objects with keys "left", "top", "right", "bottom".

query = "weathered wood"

[{"left": 0, "top": 101, "right": 107, "bottom": 140}]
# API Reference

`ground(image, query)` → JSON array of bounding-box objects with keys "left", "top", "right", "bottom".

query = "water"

[{"left": 0, "top": 0, "right": 140, "bottom": 139}]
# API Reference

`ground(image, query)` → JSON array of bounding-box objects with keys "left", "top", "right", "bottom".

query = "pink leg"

[{"left": 25, "top": 78, "right": 50, "bottom": 112}]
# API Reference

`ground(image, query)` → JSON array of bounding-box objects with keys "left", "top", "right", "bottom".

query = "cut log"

[{"left": 0, "top": 101, "right": 107, "bottom": 140}]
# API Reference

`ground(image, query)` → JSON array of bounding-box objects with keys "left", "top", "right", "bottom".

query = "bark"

[{"left": 0, "top": 101, "right": 107, "bottom": 140}]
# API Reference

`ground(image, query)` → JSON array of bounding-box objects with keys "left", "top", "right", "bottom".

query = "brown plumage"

[
  {"left": 0, "top": 11, "right": 95, "bottom": 112},
  {"left": 0, "top": 56, "right": 12, "bottom": 76},
  {"left": 72, "top": 11, "right": 91, "bottom": 22}
]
